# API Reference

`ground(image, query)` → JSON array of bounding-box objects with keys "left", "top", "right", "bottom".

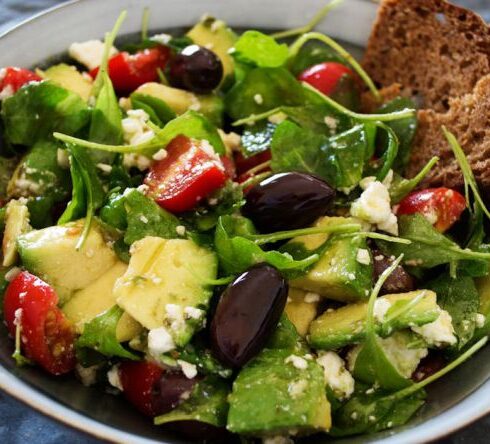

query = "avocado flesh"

[
  {"left": 17, "top": 219, "right": 118, "bottom": 304},
  {"left": 289, "top": 216, "right": 373, "bottom": 302},
  {"left": 227, "top": 318, "right": 331, "bottom": 436},
  {"left": 114, "top": 236, "right": 217, "bottom": 347},
  {"left": 39, "top": 63, "right": 93, "bottom": 102},
  {"left": 285, "top": 288, "right": 319, "bottom": 337},
  {"left": 2, "top": 199, "right": 30, "bottom": 267},
  {"left": 62, "top": 261, "right": 142, "bottom": 342},
  {"left": 309, "top": 290, "right": 441, "bottom": 350}
]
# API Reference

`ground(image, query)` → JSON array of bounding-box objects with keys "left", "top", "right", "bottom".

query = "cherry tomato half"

[
  {"left": 4, "top": 271, "right": 76, "bottom": 375},
  {"left": 90, "top": 46, "right": 170, "bottom": 95},
  {"left": 0, "top": 67, "right": 42, "bottom": 94},
  {"left": 397, "top": 187, "right": 467, "bottom": 232},
  {"left": 145, "top": 135, "right": 227, "bottom": 213},
  {"left": 298, "top": 62, "right": 353, "bottom": 96}
]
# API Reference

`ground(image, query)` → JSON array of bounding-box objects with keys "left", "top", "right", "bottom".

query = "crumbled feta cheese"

[
  {"left": 218, "top": 129, "right": 241, "bottom": 152},
  {"left": 152, "top": 149, "right": 167, "bottom": 161},
  {"left": 287, "top": 379, "right": 308, "bottom": 398},
  {"left": 68, "top": 40, "right": 118, "bottom": 70},
  {"left": 304, "top": 292, "right": 320, "bottom": 303},
  {"left": 178, "top": 360, "right": 198, "bottom": 379},
  {"left": 324, "top": 116, "right": 338, "bottom": 133},
  {"left": 317, "top": 351, "right": 355, "bottom": 400},
  {"left": 184, "top": 306, "right": 204, "bottom": 320},
  {"left": 148, "top": 326, "right": 175, "bottom": 356},
  {"left": 165, "top": 304, "right": 186, "bottom": 333},
  {"left": 0, "top": 84, "right": 14, "bottom": 100},
  {"left": 107, "top": 364, "right": 123, "bottom": 391},
  {"left": 118, "top": 97, "right": 131, "bottom": 111},
  {"left": 122, "top": 108, "right": 155, "bottom": 147},
  {"left": 356, "top": 248, "right": 371, "bottom": 265},
  {"left": 285, "top": 355, "right": 308, "bottom": 370},
  {"left": 350, "top": 179, "right": 398, "bottom": 235},
  {"left": 139, "top": 215, "right": 148, "bottom": 224},
  {"left": 254, "top": 93, "right": 264, "bottom": 105},
  {"left": 13, "top": 308, "right": 22, "bottom": 326},
  {"left": 56, "top": 149, "right": 70, "bottom": 169},
  {"left": 476, "top": 313, "right": 486, "bottom": 328},
  {"left": 373, "top": 297, "right": 392, "bottom": 323},
  {"left": 76, "top": 363, "right": 99, "bottom": 387},
  {"left": 123, "top": 153, "right": 153, "bottom": 171},
  {"left": 96, "top": 163, "right": 112, "bottom": 174},
  {"left": 412, "top": 310, "right": 457, "bottom": 347},
  {"left": 267, "top": 112, "right": 288, "bottom": 124},
  {"left": 150, "top": 33, "right": 172, "bottom": 45},
  {"left": 176, "top": 225, "right": 186, "bottom": 236}
]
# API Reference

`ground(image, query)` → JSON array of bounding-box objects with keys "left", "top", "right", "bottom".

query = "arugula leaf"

[
  {"left": 427, "top": 273, "right": 479, "bottom": 350},
  {"left": 76, "top": 305, "right": 139, "bottom": 360},
  {"left": 377, "top": 214, "right": 490, "bottom": 269},
  {"left": 377, "top": 97, "right": 418, "bottom": 172},
  {"left": 130, "top": 93, "right": 176, "bottom": 127},
  {"left": 154, "top": 376, "right": 229, "bottom": 427},
  {"left": 123, "top": 189, "right": 181, "bottom": 245},
  {"left": 233, "top": 30, "right": 289, "bottom": 68},
  {"left": 225, "top": 67, "right": 305, "bottom": 121},
  {"left": 1, "top": 81, "right": 90, "bottom": 147}
]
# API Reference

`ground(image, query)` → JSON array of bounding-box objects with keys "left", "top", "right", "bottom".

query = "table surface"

[{"left": 1, "top": 0, "right": 490, "bottom": 443}]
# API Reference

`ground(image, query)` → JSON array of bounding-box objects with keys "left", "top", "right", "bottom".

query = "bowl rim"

[{"left": 0, "top": 0, "right": 488, "bottom": 443}]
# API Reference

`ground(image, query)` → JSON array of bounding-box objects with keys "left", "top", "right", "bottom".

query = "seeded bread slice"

[
  {"left": 362, "top": 0, "right": 490, "bottom": 112},
  {"left": 407, "top": 74, "right": 490, "bottom": 191}
]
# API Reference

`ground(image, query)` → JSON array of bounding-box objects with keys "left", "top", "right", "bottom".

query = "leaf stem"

[
  {"left": 340, "top": 232, "right": 411, "bottom": 244},
  {"left": 239, "top": 171, "right": 272, "bottom": 191},
  {"left": 141, "top": 7, "right": 150, "bottom": 41}
]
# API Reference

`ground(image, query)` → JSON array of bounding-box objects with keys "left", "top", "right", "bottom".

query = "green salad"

[{"left": 0, "top": 2, "right": 489, "bottom": 442}]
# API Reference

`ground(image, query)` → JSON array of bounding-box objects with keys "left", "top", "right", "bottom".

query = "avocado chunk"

[
  {"left": 62, "top": 261, "right": 142, "bottom": 342},
  {"left": 186, "top": 16, "right": 237, "bottom": 88},
  {"left": 284, "top": 288, "right": 319, "bottom": 337},
  {"left": 38, "top": 64, "right": 93, "bottom": 102},
  {"left": 309, "top": 290, "right": 441, "bottom": 350},
  {"left": 134, "top": 82, "right": 223, "bottom": 126},
  {"left": 289, "top": 217, "right": 373, "bottom": 302},
  {"left": 17, "top": 219, "right": 118, "bottom": 304},
  {"left": 114, "top": 236, "right": 217, "bottom": 347},
  {"left": 2, "top": 199, "right": 30, "bottom": 267},
  {"left": 227, "top": 317, "right": 331, "bottom": 437}
]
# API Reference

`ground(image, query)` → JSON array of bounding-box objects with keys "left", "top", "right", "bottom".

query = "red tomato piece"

[
  {"left": 119, "top": 361, "right": 164, "bottom": 417},
  {"left": 0, "top": 67, "right": 42, "bottom": 94},
  {"left": 220, "top": 155, "right": 236, "bottom": 180},
  {"left": 234, "top": 150, "right": 272, "bottom": 177},
  {"left": 3, "top": 271, "right": 75, "bottom": 375},
  {"left": 145, "top": 135, "right": 227, "bottom": 213},
  {"left": 298, "top": 62, "right": 353, "bottom": 96},
  {"left": 90, "top": 46, "right": 170, "bottom": 95},
  {"left": 397, "top": 187, "right": 467, "bottom": 232}
]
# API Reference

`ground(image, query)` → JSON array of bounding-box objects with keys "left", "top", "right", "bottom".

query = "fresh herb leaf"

[
  {"left": 99, "top": 191, "right": 128, "bottom": 230},
  {"left": 130, "top": 93, "right": 176, "bottom": 127},
  {"left": 175, "top": 343, "right": 233, "bottom": 378},
  {"left": 233, "top": 30, "right": 289, "bottom": 68},
  {"left": 57, "top": 151, "right": 86, "bottom": 224},
  {"left": 76, "top": 305, "right": 139, "bottom": 360}
]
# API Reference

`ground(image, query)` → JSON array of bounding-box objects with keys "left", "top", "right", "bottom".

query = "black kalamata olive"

[
  {"left": 242, "top": 172, "right": 336, "bottom": 233},
  {"left": 152, "top": 371, "right": 200, "bottom": 415},
  {"left": 168, "top": 44, "right": 223, "bottom": 94},
  {"left": 373, "top": 250, "right": 415, "bottom": 294},
  {"left": 210, "top": 264, "right": 288, "bottom": 368}
]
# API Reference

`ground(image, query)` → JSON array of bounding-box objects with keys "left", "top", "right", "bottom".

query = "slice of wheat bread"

[
  {"left": 406, "top": 74, "right": 490, "bottom": 190},
  {"left": 362, "top": 0, "right": 490, "bottom": 112}
]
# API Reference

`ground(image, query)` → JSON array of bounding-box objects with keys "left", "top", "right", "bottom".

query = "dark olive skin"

[
  {"left": 373, "top": 250, "right": 415, "bottom": 294},
  {"left": 210, "top": 264, "right": 288, "bottom": 368},
  {"left": 242, "top": 172, "right": 336, "bottom": 233},
  {"left": 168, "top": 44, "right": 223, "bottom": 94},
  {"left": 152, "top": 371, "right": 200, "bottom": 415}
]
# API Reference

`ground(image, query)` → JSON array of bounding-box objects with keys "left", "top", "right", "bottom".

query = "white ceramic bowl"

[{"left": 0, "top": 0, "right": 489, "bottom": 442}]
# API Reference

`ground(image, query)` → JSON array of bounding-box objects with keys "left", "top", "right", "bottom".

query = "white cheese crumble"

[
  {"left": 76, "top": 363, "right": 99, "bottom": 387},
  {"left": 267, "top": 112, "right": 288, "bottom": 124},
  {"left": 324, "top": 116, "right": 338, "bottom": 133},
  {"left": 122, "top": 108, "right": 155, "bottom": 146},
  {"left": 96, "top": 163, "right": 112, "bottom": 174},
  {"left": 176, "top": 225, "right": 186, "bottom": 236},
  {"left": 56, "top": 148, "right": 70, "bottom": 169},
  {"left": 412, "top": 309, "right": 457, "bottom": 347},
  {"left": 356, "top": 248, "right": 371, "bottom": 265},
  {"left": 107, "top": 364, "right": 123, "bottom": 391},
  {"left": 287, "top": 379, "right": 308, "bottom": 398},
  {"left": 373, "top": 297, "right": 392, "bottom": 323},
  {"left": 304, "top": 292, "right": 320, "bottom": 303},
  {"left": 317, "top": 351, "right": 355, "bottom": 400},
  {"left": 285, "top": 355, "right": 308, "bottom": 370},
  {"left": 350, "top": 178, "right": 398, "bottom": 235},
  {"left": 178, "top": 360, "right": 198, "bottom": 379},
  {"left": 68, "top": 40, "right": 118, "bottom": 70},
  {"left": 184, "top": 306, "right": 205, "bottom": 320},
  {"left": 123, "top": 153, "right": 153, "bottom": 171},
  {"left": 476, "top": 313, "right": 486, "bottom": 328},
  {"left": 218, "top": 129, "right": 241, "bottom": 152},
  {"left": 152, "top": 149, "right": 167, "bottom": 161},
  {"left": 139, "top": 215, "right": 148, "bottom": 224},
  {"left": 165, "top": 304, "right": 186, "bottom": 333},
  {"left": 148, "top": 326, "right": 175, "bottom": 356},
  {"left": 253, "top": 93, "right": 264, "bottom": 105},
  {"left": 0, "top": 84, "right": 14, "bottom": 100},
  {"left": 150, "top": 33, "right": 172, "bottom": 45}
]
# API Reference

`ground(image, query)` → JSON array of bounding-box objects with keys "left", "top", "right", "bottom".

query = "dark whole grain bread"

[
  {"left": 407, "top": 74, "right": 490, "bottom": 191},
  {"left": 362, "top": 0, "right": 490, "bottom": 112}
]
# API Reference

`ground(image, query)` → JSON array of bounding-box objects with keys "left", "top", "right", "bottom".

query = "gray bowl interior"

[{"left": 0, "top": 0, "right": 489, "bottom": 443}]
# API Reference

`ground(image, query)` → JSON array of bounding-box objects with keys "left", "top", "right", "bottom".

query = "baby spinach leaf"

[
  {"left": 233, "top": 30, "right": 289, "bottom": 68},
  {"left": 123, "top": 189, "right": 181, "bottom": 245},
  {"left": 100, "top": 191, "right": 128, "bottom": 231},
  {"left": 1, "top": 81, "right": 90, "bottom": 146},
  {"left": 76, "top": 305, "right": 139, "bottom": 360},
  {"left": 427, "top": 273, "right": 479, "bottom": 350},
  {"left": 175, "top": 342, "right": 232, "bottom": 378},
  {"left": 57, "top": 152, "right": 86, "bottom": 224},
  {"left": 225, "top": 67, "right": 305, "bottom": 121},
  {"left": 154, "top": 376, "right": 229, "bottom": 427},
  {"left": 130, "top": 93, "right": 176, "bottom": 127},
  {"left": 377, "top": 97, "right": 418, "bottom": 172},
  {"left": 377, "top": 214, "right": 490, "bottom": 269}
]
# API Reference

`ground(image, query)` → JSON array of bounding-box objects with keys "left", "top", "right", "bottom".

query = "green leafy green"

[
  {"left": 76, "top": 305, "right": 139, "bottom": 360},
  {"left": 175, "top": 343, "right": 232, "bottom": 378},
  {"left": 240, "top": 121, "right": 276, "bottom": 157},
  {"left": 1, "top": 81, "right": 90, "bottom": 146},
  {"left": 100, "top": 191, "right": 128, "bottom": 231},
  {"left": 288, "top": 39, "right": 347, "bottom": 76},
  {"left": 233, "top": 30, "right": 289, "bottom": 68},
  {"left": 130, "top": 93, "right": 176, "bottom": 127}
]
